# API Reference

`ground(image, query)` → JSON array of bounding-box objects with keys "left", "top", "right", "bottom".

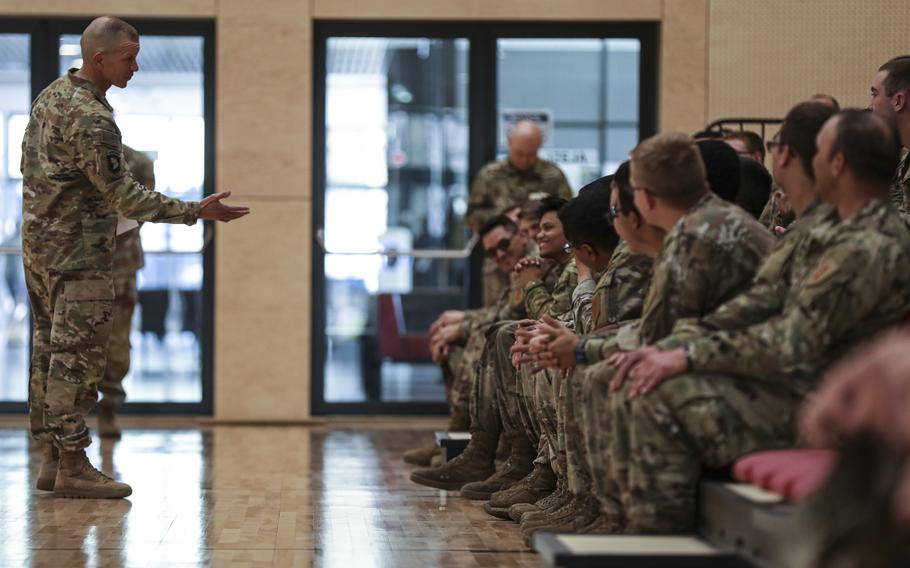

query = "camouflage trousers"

[
  {"left": 444, "top": 323, "right": 493, "bottom": 430},
  {"left": 25, "top": 260, "right": 114, "bottom": 452},
  {"left": 562, "top": 368, "right": 597, "bottom": 497},
  {"left": 98, "top": 273, "right": 137, "bottom": 410},
  {"left": 586, "top": 363, "right": 801, "bottom": 533},
  {"left": 514, "top": 363, "right": 565, "bottom": 477}
]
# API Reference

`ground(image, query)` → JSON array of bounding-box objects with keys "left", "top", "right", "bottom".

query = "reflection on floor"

[{"left": 0, "top": 420, "right": 537, "bottom": 567}]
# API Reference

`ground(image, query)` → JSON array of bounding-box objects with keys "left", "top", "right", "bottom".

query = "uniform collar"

[
  {"left": 66, "top": 68, "right": 114, "bottom": 113},
  {"left": 504, "top": 158, "right": 544, "bottom": 179}
]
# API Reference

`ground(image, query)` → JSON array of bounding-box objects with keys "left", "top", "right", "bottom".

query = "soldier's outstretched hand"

[{"left": 199, "top": 191, "right": 251, "bottom": 222}]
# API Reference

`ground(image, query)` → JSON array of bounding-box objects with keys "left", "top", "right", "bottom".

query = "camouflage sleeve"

[
  {"left": 571, "top": 277, "right": 597, "bottom": 335},
  {"left": 73, "top": 114, "right": 199, "bottom": 225},
  {"left": 553, "top": 169, "right": 572, "bottom": 200},
  {"left": 686, "top": 241, "right": 898, "bottom": 376},
  {"left": 524, "top": 262, "right": 578, "bottom": 320},
  {"left": 465, "top": 169, "right": 496, "bottom": 232}
]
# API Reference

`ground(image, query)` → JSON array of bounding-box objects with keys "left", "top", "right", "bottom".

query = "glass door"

[
  {"left": 0, "top": 32, "right": 31, "bottom": 404},
  {"left": 315, "top": 32, "right": 472, "bottom": 411},
  {"left": 313, "top": 22, "right": 657, "bottom": 415}
]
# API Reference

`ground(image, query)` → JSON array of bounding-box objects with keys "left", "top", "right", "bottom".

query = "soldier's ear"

[{"left": 893, "top": 91, "right": 908, "bottom": 114}]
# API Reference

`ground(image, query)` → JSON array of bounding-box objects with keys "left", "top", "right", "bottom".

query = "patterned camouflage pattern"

[
  {"left": 758, "top": 182, "right": 796, "bottom": 232},
  {"left": 23, "top": 71, "right": 200, "bottom": 451},
  {"left": 581, "top": 193, "right": 773, "bottom": 363},
  {"left": 482, "top": 259, "right": 511, "bottom": 308},
  {"left": 685, "top": 198, "right": 910, "bottom": 389},
  {"left": 99, "top": 145, "right": 153, "bottom": 410},
  {"left": 465, "top": 158, "right": 571, "bottom": 231},
  {"left": 612, "top": 197, "right": 910, "bottom": 533},
  {"left": 658, "top": 200, "right": 835, "bottom": 351},
  {"left": 523, "top": 257, "right": 578, "bottom": 321},
  {"left": 890, "top": 147, "right": 910, "bottom": 226}
]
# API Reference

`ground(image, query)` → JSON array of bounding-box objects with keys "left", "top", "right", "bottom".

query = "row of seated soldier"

[{"left": 400, "top": 54, "right": 910, "bottom": 567}]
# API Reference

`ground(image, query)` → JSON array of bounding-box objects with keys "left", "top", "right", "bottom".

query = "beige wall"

[{"left": 2, "top": 0, "right": 902, "bottom": 420}]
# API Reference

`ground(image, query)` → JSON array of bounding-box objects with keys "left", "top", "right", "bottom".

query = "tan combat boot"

[
  {"left": 98, "top": 403, "right": 121, "bottom": 440},
  {"left": 409, "top": 431, "right": 496, "bottom": 491},
  {"left": 402, "top": 442, "right": 441, "bottom": 466},
  {"left": 36, "top": 443, "right": 59, "bottom": 491},
  {"left": 461, "top": 433, "right": 535, "bottom": 500},
  {"left": 54, "top": 450, "right": 132, "bottom": 499},
  {"left": 484, "top": 458, "right": 557, "bottom": 519}
]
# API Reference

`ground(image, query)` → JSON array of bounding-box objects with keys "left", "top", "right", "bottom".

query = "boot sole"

[
  {"left": 54, "top": 489, "right": 132, "bottom": 499},
  {"left": 483, "top": 502, "right": 514, "bottom": 520},
  {"left": 409, "top": 472, "right": 470, "bottom": 491},
  {"left": 36, "top": 478, "right": 55, "bottom": 491},
  {"left": 402, "top": 456, "right": 432, "bottom": 467}
]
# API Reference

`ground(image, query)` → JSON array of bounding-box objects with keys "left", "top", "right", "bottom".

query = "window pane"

[
  {"left": 606, "top": 39, "right": 640, "bottom": 123},
  {"left": 60, "top": 35, "right": 206, "bottom": 403},
  {"left": 322, "top": 37, "right": 470, "bottom": 403},
  {"left": 0, "top": 34, "right": 30, "bottom": 402},
  {"left": 496, "top": 37, "right": 641, "bottom": 188}
]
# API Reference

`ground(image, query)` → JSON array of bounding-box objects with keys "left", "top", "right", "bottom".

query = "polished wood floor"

[{"left": 0, "top": 419, "right": 539, "bottom": 567}]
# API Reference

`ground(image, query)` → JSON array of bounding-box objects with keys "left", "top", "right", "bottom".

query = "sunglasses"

[{"left": 484, "top": 237, "right": 512, "bottom": 258}]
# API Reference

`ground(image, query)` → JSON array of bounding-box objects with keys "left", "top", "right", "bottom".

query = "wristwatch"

[{"left": 575, "top": 338, "right": 588, "bottom": 365}]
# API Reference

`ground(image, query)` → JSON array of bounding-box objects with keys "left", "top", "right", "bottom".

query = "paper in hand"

[{"left": 116, "top": 215, "right": 139, "bottom": 235}]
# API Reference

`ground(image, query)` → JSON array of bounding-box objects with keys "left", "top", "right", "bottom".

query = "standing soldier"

[
  {"left": 466, "top": 120, "right": 571, "bottom": 307},
  {"left": 24, "top": 16, "right": 249, "bottom": 499},
  {"left": 96, "top": 145, "right": 153, "bottom": 439}
]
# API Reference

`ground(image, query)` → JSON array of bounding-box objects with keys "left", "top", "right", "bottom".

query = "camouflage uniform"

[
  {"left": 465, "top": 158, "right": 571, "bottom": 232},
  {"left": 22, "top": 70, "right": 199, "bottom": 451},
  {"left": 577, "top": 193, "right": 774, "bottom": 521},
  {"left": 565, "top": 243, "right": 652, "bottom": 500},
  {"left": 758, "top": 182, "right": 796, "bottom": 233},
  {"left": 611, "top": 198, "right": 910, "bottom": 533},
  {"left": 444, "top": 258, "right": 532, "bottom": 426},
  {"left": 890, "top": 147, "right": 910, "bottom": 226},
  {"left": 468, "top": 158, "right": 570, "bottom": 309},
  {"left": 98, "top": 146, "right": 152, "bottom": 410}
]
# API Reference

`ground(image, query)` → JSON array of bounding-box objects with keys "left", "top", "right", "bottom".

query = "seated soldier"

[
  {"left": 724, "top": 130, "right": 766, "bottom": 163},
  {"left": 607, "top": 108, "right": 910, "bottom": 533},
  {"left": 402, "top": 215, "right": 532, "bottom": 467},
  {"left": 527, "top": 132, "right": 774, "bottom": 537},
  {"left": 410, "top": 197, "right": 575, "bottom": 490},
  {"left": 697, "top": 138, "right": 741, "bottom": 202}
]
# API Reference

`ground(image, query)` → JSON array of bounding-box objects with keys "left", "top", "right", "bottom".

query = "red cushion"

[{"left": 733, "top": 449, "right": 838, "bottom": 502}]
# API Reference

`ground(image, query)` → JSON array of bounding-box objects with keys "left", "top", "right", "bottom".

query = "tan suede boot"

[
  {"left": 409, "top": 431, "right": 496, "bottom": 491},
  {"left": 484, "top": 459, "right": 557, "bottom": 518},
  {"left": 54, "top": 450, "right": 132, "bottom": 499},
  {"left": 461, "top": 433, "right": 535, "bottom": 501},
  {"left": 402, "top": 442, "right": 441, "bottom": 466},
  {"left": 36, "top": 443, "right": 59, "bottom": 491}
]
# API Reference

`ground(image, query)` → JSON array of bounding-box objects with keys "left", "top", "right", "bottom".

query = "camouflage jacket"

[
  {"left": 112, "top": 145, "right": 154, "bottom": 276},
  {"left": 465, "top": 158, "right": 571, "bottom": 231},
  {"left": 524, "top": 256, "right": 578, "bottom": 321},
  {"left": 659, "top": 200, "right": 837, "bottom": 347},
  {"left": 685, "top": 198, "right": 910, "bottom": 390},
  {"left": 890, "top": 147, "right": 910, "bottom": 226},
  {"left": 21, "top": 70, "right": 198, "bottom": 272},
  {"left": 572, "top": 241, "right": 653, "bottom": 336},
  {"left": 582, "top": 193, "right": 774, "bottom": 362},
  {"left": 758, "top": 182, "right": 796, "bottom": 233}
]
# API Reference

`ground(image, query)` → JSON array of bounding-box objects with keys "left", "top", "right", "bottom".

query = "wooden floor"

[{"left": 0, "top": 419, "right": 539, "bottom": 567}]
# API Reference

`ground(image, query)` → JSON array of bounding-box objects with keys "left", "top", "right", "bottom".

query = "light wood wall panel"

[
  {"left": 659, "top": 0, "right": 708, "bottom": 133},
  {"left": 0, "top": 0, "right": 215, "bottom": 17},
  {"left": 708, "top": 0, "right": 910, "bottom": 122},
  {"left": 313, "top": 0, "right": 662, "bottom": 21}
]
